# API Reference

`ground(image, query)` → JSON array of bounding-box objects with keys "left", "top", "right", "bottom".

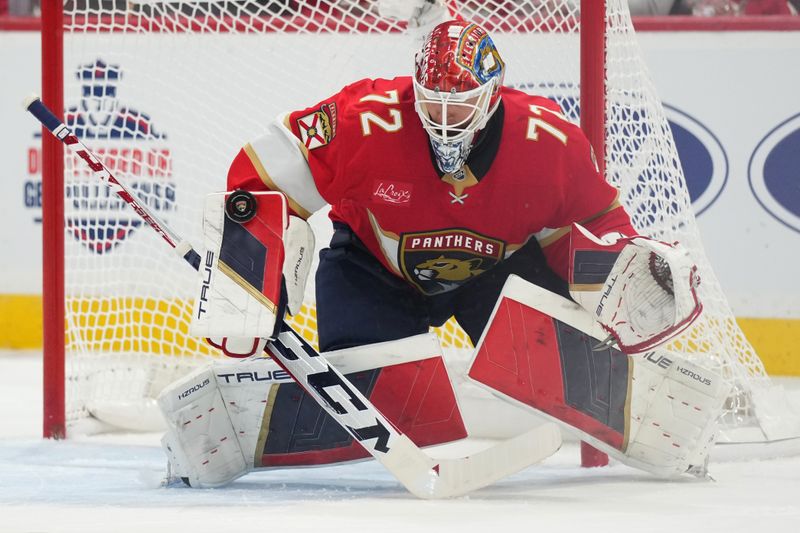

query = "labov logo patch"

[{"left": 372, "top": 180, "right": 413, "bottom": 205}]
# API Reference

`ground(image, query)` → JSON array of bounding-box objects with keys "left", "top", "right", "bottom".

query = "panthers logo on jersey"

[{"left": 400, "top": 229, "right": 505, "bottom": 295}]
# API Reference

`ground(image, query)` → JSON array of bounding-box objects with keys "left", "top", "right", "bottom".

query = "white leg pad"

[
  {"left": 158, "top": 333, "right": 462, "bottom": 486},
  {"left": 622, "top": 352, "right": 733, "bottom": 477},
  {"left": 158, "top": 366, "right": 249, "bottom": 488}
]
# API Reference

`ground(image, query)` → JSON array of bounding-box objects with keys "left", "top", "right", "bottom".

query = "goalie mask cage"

[{"left": 40, "top": 0, "right": 799, "bottom": 455}]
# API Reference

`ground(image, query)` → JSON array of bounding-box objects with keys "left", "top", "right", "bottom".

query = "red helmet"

[{"left": 413, "top": 20, "right": 505, "bottom": 145}]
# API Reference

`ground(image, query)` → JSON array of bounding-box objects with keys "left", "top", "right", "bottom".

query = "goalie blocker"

[
  {"left": 467, "top": 275, "right": 732, "bottom": 478},
  {"left": 191, "top": 191, "right": 314, "bottom": 343}
]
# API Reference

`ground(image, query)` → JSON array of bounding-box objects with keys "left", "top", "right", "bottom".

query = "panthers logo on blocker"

[{"left": 400, "top": 229, "right": 505, "bottom": 294}]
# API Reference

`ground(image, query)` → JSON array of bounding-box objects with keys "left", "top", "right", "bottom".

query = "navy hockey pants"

[{"left": 315, "top": 223, "right": 570, "bottom": 352}]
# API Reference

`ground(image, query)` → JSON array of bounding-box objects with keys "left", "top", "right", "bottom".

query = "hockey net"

[{"left": 45, "top": 0, "right": 798, "bottom": 445}]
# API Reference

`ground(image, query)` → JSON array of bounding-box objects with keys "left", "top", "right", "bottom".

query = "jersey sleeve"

[
  {"left": 226, "top": 77, "right": 385, "bottom": 218},
  {"left": 283, "top": 78, "right": 389, "bottom": 202},
  {"left": 224, "top": 80, "right": 381, "bottom": 219},
  {"left": 225, "top": 115, "right": 327, "bottom": 219},
  {"left": 226, "top": 146, "right": 266, "bottom": 193},
  {"left": 538, "top": 123, "right": 637, "bottom": 280}
]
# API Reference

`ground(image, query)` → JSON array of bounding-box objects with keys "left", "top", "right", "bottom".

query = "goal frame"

[{"left": 41, "top": 0, "right": 66, "bottom": 440}]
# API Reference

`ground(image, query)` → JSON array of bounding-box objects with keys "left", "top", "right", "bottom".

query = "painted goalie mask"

[{"left": 413, "top": 20, "right": 505, "bottom": 174}]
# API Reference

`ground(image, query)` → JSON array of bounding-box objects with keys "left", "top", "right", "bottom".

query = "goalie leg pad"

[
  {"left": 158, "top": 366, "right": 249, "bottom": 488},
  {"left": 160, "top": 333, "right": 467, "bottom": 484},
  {"left": 617, "top": 352, "right": 731, "bottom": 476},
  {"left": 468, "top": 275, "right": 731, "bottom": 478},
  {"left": 160, "top": 356, "right": 302, "bottom": 487},
  {"left": 257, "top": 333, "right": 467, "bottom": 468}
]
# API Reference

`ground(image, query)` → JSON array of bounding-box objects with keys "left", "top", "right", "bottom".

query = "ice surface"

[{"left": 1, "top": 351, "right": 799, "bottom": 533}]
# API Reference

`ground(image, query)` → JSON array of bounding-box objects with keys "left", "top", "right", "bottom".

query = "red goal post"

[{"left": 39, "top": 0, "right": 798, "bottom": 464}]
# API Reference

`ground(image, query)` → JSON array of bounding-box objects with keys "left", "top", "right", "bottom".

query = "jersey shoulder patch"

[
  {"left": 295, "top": 102, "right": 338, "bottom": 150},
  {"left": 293, "top": 77, "right": 412, "bottom": 151}
]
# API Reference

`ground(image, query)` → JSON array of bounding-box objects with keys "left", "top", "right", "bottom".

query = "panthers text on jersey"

[{"left": 227, "top": 76, "right": 635, "bottom": 296}]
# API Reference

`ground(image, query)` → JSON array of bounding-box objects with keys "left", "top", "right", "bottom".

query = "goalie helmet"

[{"left": 414, "top": 20, "right": 505, "bottom": 174}]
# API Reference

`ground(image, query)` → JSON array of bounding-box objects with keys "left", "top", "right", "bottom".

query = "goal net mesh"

[{"left": 57, "top": 0, "right": 791, "bottom": 440}]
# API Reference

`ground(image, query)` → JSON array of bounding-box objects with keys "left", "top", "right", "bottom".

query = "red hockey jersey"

[{"left": 228, "top": 76, "right": 635, "bottom": 296}]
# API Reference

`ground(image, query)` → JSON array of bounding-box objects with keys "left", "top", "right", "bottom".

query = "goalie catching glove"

[
  {"left": 567, "top": 223, "right": 702, "bottom": 354},
  {"left": 190, "top": 191, "right": 314, "bottom": 342}
]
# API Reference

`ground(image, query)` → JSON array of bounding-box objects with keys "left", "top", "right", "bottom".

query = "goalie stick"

[{"left": 25, "top": 95, "right": 561, "bottom": 499}]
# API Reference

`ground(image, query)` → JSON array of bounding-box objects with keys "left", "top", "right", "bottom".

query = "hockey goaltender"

[{"left": 157, "top": 3, "right": 730, "bottom": 498}]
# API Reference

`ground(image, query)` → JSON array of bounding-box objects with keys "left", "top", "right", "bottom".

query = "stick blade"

[{"left": 395, "top": 422, "right": 562, "bottom": 499}]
